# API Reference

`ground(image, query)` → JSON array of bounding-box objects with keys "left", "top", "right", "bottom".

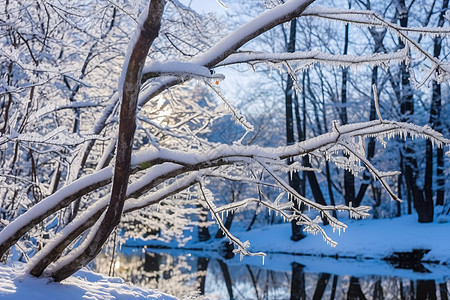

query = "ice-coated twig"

[
  {"left": 198, "top": 181, "right": 265, "bottom": 259},
  {"left": 204, "top": 81, "right": 254, "bottom": 132},
  {"left": 337, "top": 139, "right": 401, "bottom": 202},
  {"left": 372, "top": 84, "right": 383, "bottom": 122}
]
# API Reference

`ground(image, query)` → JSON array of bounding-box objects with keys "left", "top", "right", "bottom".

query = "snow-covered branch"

[
  {"left": 218, "top": 48, "right": 409, "bottom": 70},
  {"left": 2, "top": 118, "right": 449, "bottom": 262},
  {"left": 142, "top": 61, "right": 224, "bottom": 80},
  {"left": 302, "top": 6, "right": 450, "bottom": 84}
]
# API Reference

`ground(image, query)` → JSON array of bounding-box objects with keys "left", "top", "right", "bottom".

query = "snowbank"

[{"left": 0, "top": 262, "right": 176, "bottom": 300}]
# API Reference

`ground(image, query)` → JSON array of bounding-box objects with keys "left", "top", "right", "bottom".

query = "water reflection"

[{"left": 92, "top": 248, "right": 450, "bottom": 299}]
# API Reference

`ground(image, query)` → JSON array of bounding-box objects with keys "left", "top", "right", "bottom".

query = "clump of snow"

[{"left": 0, "top": 262, "right": 177, "bottom": 300}]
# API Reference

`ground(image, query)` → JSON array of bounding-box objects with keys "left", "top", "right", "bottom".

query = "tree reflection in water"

[{"left": 92, "top": 250, "right": 450, "bottom": 299}]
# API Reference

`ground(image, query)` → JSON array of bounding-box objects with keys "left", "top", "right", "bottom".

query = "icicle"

[{"left": 262, "top": 256, "right": 265, "bottom": 265}]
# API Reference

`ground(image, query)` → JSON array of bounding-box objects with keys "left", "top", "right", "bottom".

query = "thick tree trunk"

[{"left": 48, "top": 0, "right": 165, "bottom": 281}]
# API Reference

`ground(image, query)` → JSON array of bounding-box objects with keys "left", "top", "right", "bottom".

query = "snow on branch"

[
  {"left": 192, "top": 0, "right": 315, "bottom": 68},
  {"left": 302, "top": 6, "right": 450, "bottom": 37},
  {"left": 5, "top": 126, "right": 104, "bottom": 149},
  {"left": 142, "top": 61, "right": 224, "bottom": 80},
  {"left": 138, "top": 0, "right": 316, "bottom": 106},
  {"left": 302, "top": 6, "right": 450, "bottom": 85},
  {"left": 218, "top": 48, "right": 409, "bottom": 71}
]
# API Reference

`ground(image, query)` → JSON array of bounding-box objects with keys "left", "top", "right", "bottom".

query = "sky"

[{"left": 179, "top": 0, "right": 228, "bottom": 14}]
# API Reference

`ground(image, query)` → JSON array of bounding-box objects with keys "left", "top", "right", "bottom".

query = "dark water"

[{"left": 92, "top": 247, "right": 450, "bottom": 299}]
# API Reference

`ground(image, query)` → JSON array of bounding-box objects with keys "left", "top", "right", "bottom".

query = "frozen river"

[{"left": 92, "top": 247, "right": 450, "bottom": 299}]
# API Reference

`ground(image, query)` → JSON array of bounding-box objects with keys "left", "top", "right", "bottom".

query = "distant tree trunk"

[
  {"left": 312, "top": 273, "right": 330, "bottom": 300},
  {"left": 372, "top": 277, "right": 383, "bottom": 300},
  {"left": 290, "top": 262, "right": 306, "bottom": 300},
  {"left": 144, "top": 252, "right": 161, "bottom": 283},
  {"left": 341, "top": 18, "right": 355, "bottom": 207},
  {"left": 399, "top": 280, "right": 405, "bottom": 300},
  {"left": 397, "top": 170, "right": 403, "bottom": 217},
  {"left": 416, "top": 280, "right": 437, "bottom": 300},
  {"left": 198, "top": 204, "right": 211, "bottom": 242},
  {"left": 215, "top": 185, "right": 235, "bottom": 239},
  {"left": 196, "top": 257, "right": 209, "bottom": 295},
  {"left": 330, "top": 275, "right": 339, "bottom": 300},
  {"left": 425, "top": 0, "right": 448, "bottom": 207},
  {"left": 354, "top": 44, "right": 382, "bottom": 206},
  {"left": 439, "top": 283, "right": 448, "bottom": 300},
  {"left": 218, "top": 260, "right": 234, "bottom": 300},
  {"left": 318, "top": 72, "right": 337, "bottom": 217},
  {"left": 246, "top": 265, "right": 261, "bottom": 300},
  {"left": 347, "top": 277, "right": 366, "bottom": 300},
  {"left": 397, "top": 0, "right": 433, "bottom": 223},
  {"left": 294, "top": 75, "right": 328, "bottom": 224},
  {"left": 246, "top": 201, "right": 260, "bottom": 231},
  {"left": 285, "top": 18, "right": 306, "bottom": 241}
]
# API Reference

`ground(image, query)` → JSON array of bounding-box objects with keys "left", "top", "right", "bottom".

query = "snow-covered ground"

[
  {"left": 234, "top": 213, "right": 450, "bottom": 263},
  {"left": 0, "top": 262, "right": 176, "bottom": 300},
  {"left": 192, "top": 213, "right": 450, "bottom": 264}
]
